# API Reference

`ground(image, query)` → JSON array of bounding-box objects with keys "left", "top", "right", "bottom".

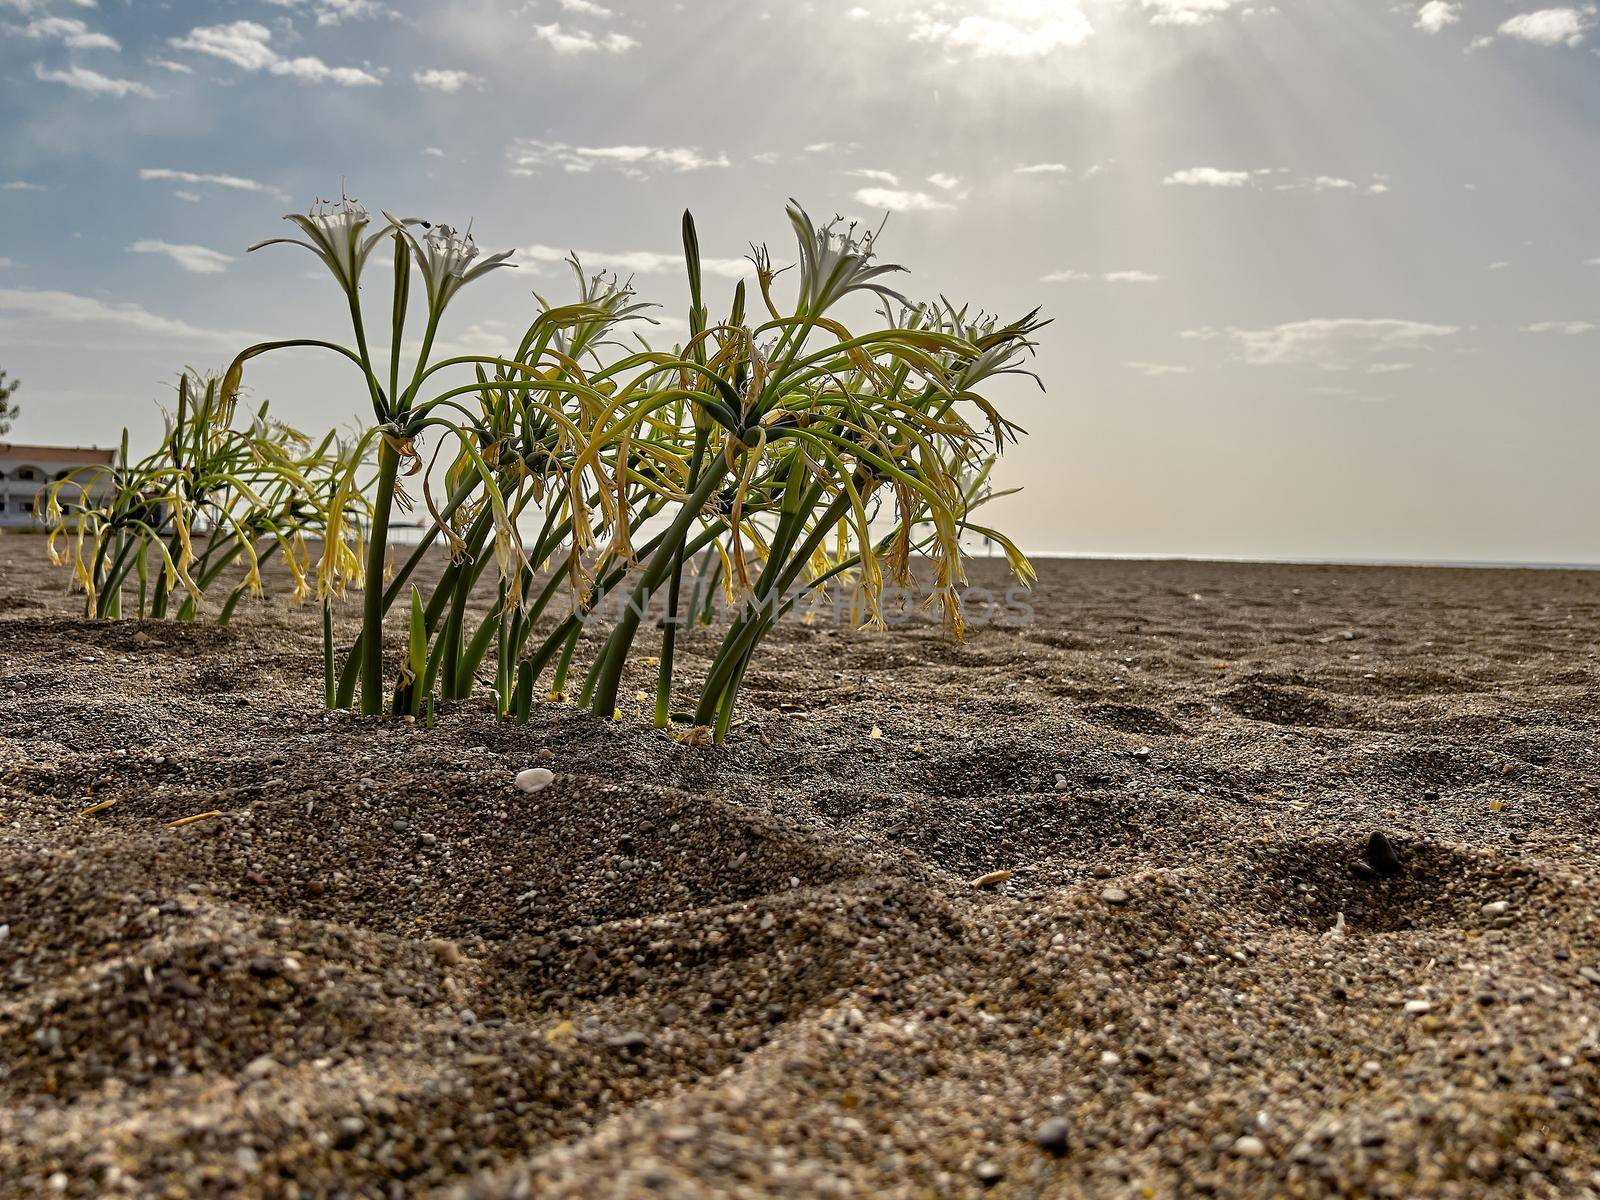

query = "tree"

[{"left": 0, "top": 369, "right": 17, "bottom": 437}]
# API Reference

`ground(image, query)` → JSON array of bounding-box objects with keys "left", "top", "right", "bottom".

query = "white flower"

[
  {"left": 535, "top": 255, "right": 658, "bottom": 356},
  {"left": 385, "top": 214, "right": 515, "bottom": 314},
  {"left": 249, "top": 192, "right": 389, "bottom": 291},
  {"left": 904, "top": 299, "right": 1047, "bottom": 392},
  {"left": 787, "top": 199, "right": 908, "bottom": 315}
]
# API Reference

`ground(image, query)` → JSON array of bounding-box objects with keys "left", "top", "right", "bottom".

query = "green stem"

[
  {"left": 655, "top": 429, "right": 708, "bottom": 727},
  {"left": 586, "top": 463, "right": 730, "bottom": 719},
  {"left": 693, "top": 487, "right": 854, "bottom": 729},
  {"left": 323, "top": 599, "right": 336, "bottom": 708},
  {"left": 358, "top": 438, "right": 401, "bottom": 715},
  {"left": 335, "top": 472, "right": 484, "bottom": 708}
]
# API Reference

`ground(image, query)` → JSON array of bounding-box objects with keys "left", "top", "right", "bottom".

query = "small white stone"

[
  {"left": 1481, "top": 900, "right": 1510, "bottom": 918},
  {"left": 1403, "top": 999, "right": 1433, "bottom": 1015},
  {"left": 1232, "top": 1135, "right": 1268, "bottom": 1158},
  {"left": 1099, "top": 1050, "right": 1122, "bottom": 1068},
  {"left": 514, "top": 767, "right": 555, "bottom": 794}
]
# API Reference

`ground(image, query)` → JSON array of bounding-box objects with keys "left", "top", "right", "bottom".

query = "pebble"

[
  {"left": 1053, "top": 774, "right": 1069, "bottom": 792},
  {"left": 1578, "top": 967, "right": 1600, "bottom": 987},
  {"left": 608, "top": 1030, "right": 649, "bottom": 1051},
  {"left": 1033, "top": 1116, "right": 1071, "bottom": 1156},
  {"left": 974, "top": 1161, "right": 1004, "bottom": 1186},
  {"left": 1365, "top": 831, "right": 1404, "bottom": 877},
  {"left": 1481, "top": 900, "right": 1510, "bottom": 918},
  {"left": 515, "top": 767, "right": 555, "bottom": 794},
  {"left": 1100, "top": 886, "right": 1131, "bottom": 906},
  {"left": 244, "top": 1055, "right": 277, "bottom": 1079},
  {"left": 971, "top": 870, "right": 1013, "bottom": 889},
  {"left": 1403, "top": 999, "right": 1433, "bottom": 1015},
  {"left": 1232, "top": 1135, "right": 1268, "bottom": 1158}
]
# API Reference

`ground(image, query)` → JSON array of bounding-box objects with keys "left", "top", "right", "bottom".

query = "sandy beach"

[{"left": 1, "top": 537, "right": 1597, "bottom": 1198}]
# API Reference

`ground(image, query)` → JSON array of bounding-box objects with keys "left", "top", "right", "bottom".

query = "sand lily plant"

[
  {"left": 217, "top": 194, "right": 1041, "bottom": 739},
  {"left": 46, "top": 371, "right": 368, "bottom": 623}
]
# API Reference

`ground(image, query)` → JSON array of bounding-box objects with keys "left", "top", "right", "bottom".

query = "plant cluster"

[
  {"left": 46, "top": 371, "right": 370, "bottom": 623},
  {"left": 67, "top": 194, "right": 1041, "bottom": 742}
]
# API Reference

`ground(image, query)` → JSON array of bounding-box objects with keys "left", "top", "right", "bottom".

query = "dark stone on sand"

[
  {"left": 1365, "top": 832, "right": 1404, "bottom": 877},
  {"left": 608, "top": 1030, "right": 649, "bottom": 1051}
]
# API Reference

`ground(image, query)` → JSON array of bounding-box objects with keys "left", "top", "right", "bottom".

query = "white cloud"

[
  {"left": 1497, "top": 7, "right": 1594, "bottom": 46},
  {"left": 170, "top": 21, "right": 277, "bottom": 70},
  {"left": 1125, "top": 361, "right": 1192, "bottom": 376},
  {"left": 521, "top": 243, "right": 748, "bottom": 279},
  {"left": 853, "top": 186, "right": 954, "bottom": 212},
  {"left": 150, "top": 59, "right": 194, "bottom": 75},
  {"left": 129, "top": 240, "right": 236, "bottom": 275},
  {"left": 1208, "top": 318, "right": 1460, "bottom": 368},
  {"left": 169, "top": 21, "right": 382, "bottom": 86},
  {"left": 559, "top": 0, "right": 614, "bottom": 14},
  {"left": 910, "top": 0, "right": 1095, "bottom": 59},
  {"left": 532, "top": 23, "right": 637, "bottom": 53},
  {"left": 1142, "top": 0, "right": 1235, "bottom": 26},
  {"left": 0, "top": 287, "right": 254, "bottom": 348},
  {"left": 848, "top": 168, "right": 900, "bottom": 185},
  {"left": 1015, "top": 162, "right": 1070, "bottom": 175},
  {"left": 413, "top": 68, "right": 482, "bottom": 92},
  {"left": 173, "top": 191, "right": 203, "bottom": 203},
  {"left": 0, "top": 0, "right": 95, "bottom": 14},
  {"left": 33, "top": 64, "right": 156, "bottom": 98},
  {"left": 1488, "top": 261, "right": 1510, "bottom": 270},
  {"left": 1165, "top": 166, "right": 1251, "bottom": 187},
  {"left": 1586, "top": 257, "right": 1600, "bottom": 266},
  {"left": 19, "top": 16, "right": 118, "bottom": 50},
  {"left": 1043, "top": 269, "right": 1161, "bottom": 283},
  {"left": 2, "top": 180, "right": 46, "bottom": 191},
  {"left": 1414, "top": 2, "right": 1461, "bottom": 33},
  {"left": 0, "top": 258, "right": 12, "bottom": 268},
  {"left": 421, "top": 146, "right": 446, "bottom": 157},
  {"left": 139, "top": 168, "right": 290, "bottom": 201},
  {"left": 927, "top": 172, "right": 962, "bottom": 190},
  {"left": 510, "top": 140, "right": 730, "bottom": 177},
  {"left": 264, "top": 0, "right": 388, "bottom": 27},
  {"left": 1523, "top": 320, "right": 1597, "bottom": 334}
]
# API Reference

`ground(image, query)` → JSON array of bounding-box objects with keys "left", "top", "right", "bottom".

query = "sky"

[{"left": 1, "top": 0, "right": 1597, "bottom": 564}]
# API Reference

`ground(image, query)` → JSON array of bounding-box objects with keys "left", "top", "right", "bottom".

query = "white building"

[{"left": 0, "top": 444, "right": 115, "bottom": 529}]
